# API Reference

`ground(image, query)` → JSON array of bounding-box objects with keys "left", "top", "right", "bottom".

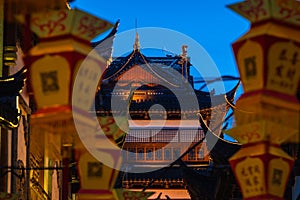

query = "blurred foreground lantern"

[
  {"left": 227, "top": 120, "right": 296, "bottom": 199},
  {"left": 22, "top": 8, "right": 111, "bottom": 112},
  {"left": 20, "top": 7, "right": 116, "bottom": 199},
  {"left": 230, "top": 144, "right": 293, "bottom": 199},
  {"left": 11, "top": 0, "right": 69, "bottom": 13},
  {"left": 20, "top": 7, "right": 112, "bottom": 141},
  {"left": 227, "top": 0, "right": 300, "bottom": 199},
  {"left": 75, "top": 146, "right": 122, "bottom": 200}
]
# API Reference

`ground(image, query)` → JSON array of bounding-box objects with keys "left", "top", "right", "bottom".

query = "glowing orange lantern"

[
  {"left": 22, "top": 8, "right": 111, "bottom": 112},
  {"left": 20, "top": 8, "right": 114, "bottom": 199},
  {"left": 227, "top": 0, "right": 300, "bottom": 199}
]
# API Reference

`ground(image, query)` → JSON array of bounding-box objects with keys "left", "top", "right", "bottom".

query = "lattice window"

[
  {"left": 126, "top": 129, "right": 150, "bottom": 142},
  {"left": 151, "top": 129, "right": 179, "bottom": 142},
  {"left": 180, "top": 129, "right": 204, "bottom": 142}
]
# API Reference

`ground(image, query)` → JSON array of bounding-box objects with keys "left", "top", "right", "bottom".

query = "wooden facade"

[{"left": 95, "top": 37, "right": 240, "bottom": 199}]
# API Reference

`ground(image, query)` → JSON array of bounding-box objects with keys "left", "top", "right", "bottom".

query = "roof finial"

[
  {"left": 134, "top": 32, "right": 140, "bottom": 51},
  {"left": 133, "top": 18, "right": 140, "bottom": 51},
  {"left": 181, "top": 45, "right": 188, "bottom": 58}
]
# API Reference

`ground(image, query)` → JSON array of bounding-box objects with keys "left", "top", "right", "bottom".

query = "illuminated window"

[
  {"left": 164, "top": 148, "right": 171, "bottom": 160},
  {"left": 198, "top": 148, "right": 204, "bottom": 160},
  {"left": 137, "top": 148, "right": 144, "bottom": 160},
  {"left": 173, "top": 148, "right": 181, "bottom": 159},
  {"left": 155, "top": 148, "right": 162, "bottom": 160},
  {"left": 146, "top": 148, "right": 153, "bottom": 160},
  {"left": 188, "top": 149, "right": 196, "bottom": 161},
  {"left": 122, "top": 149, "right": 127, "bottom": 160},
  {"left": 128, "top": 148, "right": 136, "bottom": 160}
]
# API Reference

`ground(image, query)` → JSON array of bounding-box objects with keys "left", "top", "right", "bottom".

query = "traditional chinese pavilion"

[{"left": 94, "top": 33, "right": 241, "bottom": 199}]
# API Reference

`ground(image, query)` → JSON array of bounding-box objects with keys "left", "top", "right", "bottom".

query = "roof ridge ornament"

[
  {"left": 133, "top": 31, "right": 140, "bottom": 51},
  {"left": 181, "top": 45, "right": 188, "bottom": 59}
]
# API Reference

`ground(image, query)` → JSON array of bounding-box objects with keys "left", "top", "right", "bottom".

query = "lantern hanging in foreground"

[
  {"left": 22, "top": 8, "right": 111, "bottom": 113},
  {"left": 227, "top": 120, "right": 296, "bottom": 199},
  {"left": 21, "top": 7, "right": 120, "bottom": 199},
  {"left": 20, "top": 7, "right": 112, "bottom": 142},
  {"left": 230, "top": 144, "right": 293, "bottom": 199},
  {"left": 227, "top": 0, "right": 300, "bottom": 199}
]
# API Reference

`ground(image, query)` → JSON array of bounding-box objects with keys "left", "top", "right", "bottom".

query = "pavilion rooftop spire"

[{"left": 133, "top": 31, "right": 140, "bottom": 51}]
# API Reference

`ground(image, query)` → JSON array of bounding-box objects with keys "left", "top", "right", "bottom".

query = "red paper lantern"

[
  {"left": 22, "top": 8, "right": 111, "bottom": 113},
  {"left": 227, "top": 1, "right": 300, "bottom": 199},
  {"left": 229, "top": 142, "right": 294, "bottom": 200}
]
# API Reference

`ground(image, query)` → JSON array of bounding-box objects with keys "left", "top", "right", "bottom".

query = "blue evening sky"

[
  {"left": 71, "top": 0, "right": 249, "bottom": 80},
  {"left": 71, "top": 0, "right": 250, "bottom": 137}
]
